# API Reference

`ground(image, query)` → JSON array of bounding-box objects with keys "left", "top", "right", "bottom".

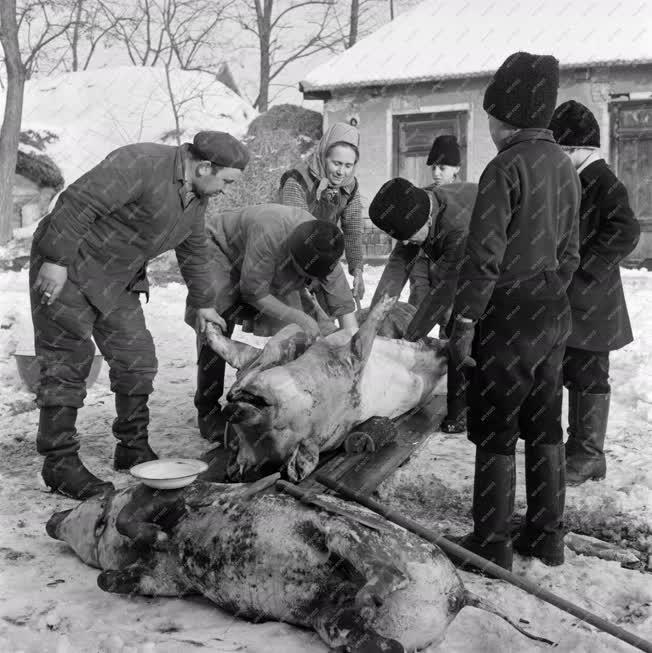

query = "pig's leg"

[
  {"left": 350, "top": 295, "right": 397, "bottom": 364},
  {"left": 97, "top": 556, "right": 191, "bottom": 597},
  {"left": 311, "top": 604, "right": 405, "bottom": 652},
  {"left": 204, "top": 324, "right": 261, "bottom": 370},
  {"left": 325, "top": 525, "right": 409, "bottom": 622}
]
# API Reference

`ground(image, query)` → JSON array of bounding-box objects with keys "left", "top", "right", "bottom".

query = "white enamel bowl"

[{"left": 130, "top": 458, "right": 208, "bottom": 489}]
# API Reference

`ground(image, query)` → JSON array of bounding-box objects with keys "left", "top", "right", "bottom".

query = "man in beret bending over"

[{"left": 30, "top": 131, "right": 249, "bottom": 500}]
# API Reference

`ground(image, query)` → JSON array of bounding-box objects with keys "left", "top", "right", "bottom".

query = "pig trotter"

[
  {"left": 98, "top": 563, "right": 149, "bottom": 595},
  {"left": 345, "top": 431, "right": 376, "bottom": 454},
  {"left": 312, "top": 606, "right": 406, "bottom": 652},
  {"left": 345, "top": 417, "right": 398, "bottom": 454}
]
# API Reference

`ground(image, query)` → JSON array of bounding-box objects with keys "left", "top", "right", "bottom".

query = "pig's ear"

[
  {"left": 205, "top": 326, "right": 262, "bottom": 370},
  {"left": 286, "top": 439, "right": 320, "bottom": 482}
]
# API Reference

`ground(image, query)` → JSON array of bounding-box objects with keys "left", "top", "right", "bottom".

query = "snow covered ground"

[{"left": 0, "top": 254, "right": 650, "bottom": 653}]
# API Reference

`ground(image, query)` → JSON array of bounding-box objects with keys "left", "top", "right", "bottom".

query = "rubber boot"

[
  {"left": 441, "top": 359, "right": 467, "bottom": 434},
  {"left": 38, "top": 406, "right": 114, "bottom": 500},
  {"left": 196, "top": 343, "right": 229, "bottom": 442},
  {"left": 565, "top": 391, "right": 609, "bottom": 486},
  {"left": 513, "top": 443, "right": 566, "bottom": 565},
  {"left": 457, "top": 448, "right": 515, "bottom": 572},
  {"left": 113, "top": 394, "right": 158, "bottom": 471}
]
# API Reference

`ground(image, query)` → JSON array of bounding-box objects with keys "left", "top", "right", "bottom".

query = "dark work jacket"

[
  {"left": 567, "top": 159, "right": 640, "bottom": 351},
  {"left": 371, "top": 183, "right": 477, "bottom": 338},
  {"left": 453, "top": 129, "right": 581, "bottom": 321},
  {"left": 33, "top": 143, "right": 215, "bottom": 315}
]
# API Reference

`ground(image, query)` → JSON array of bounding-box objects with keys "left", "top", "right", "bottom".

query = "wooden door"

[
  {"left": 393, "top": 111, "right": 467, "bottom": 188},
  {"left": 610, "top": 101, "right": 652, "bottom": 263}
]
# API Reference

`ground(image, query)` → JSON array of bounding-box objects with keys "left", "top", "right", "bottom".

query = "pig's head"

[{"left": 208, "top": 297, "right": 433, "bottom": 482}]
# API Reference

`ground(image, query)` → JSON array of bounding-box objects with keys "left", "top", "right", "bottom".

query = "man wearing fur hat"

[
  {"left": 449, "top": 52, "right": 582, "bottom": 571},
  {"left": 368, "top": 178, "right": 477, "bottom": 435},
  {"left": 408, "top": 134, "right": 470, "bottom": 434},
  {"left": 549, "top": 100, "right": 640, "bottom": 486},
  {"left": 30, "top": 131, "right": 248, "bottom": 500}
]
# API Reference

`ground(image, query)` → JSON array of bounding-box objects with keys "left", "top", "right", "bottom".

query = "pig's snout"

[{"left": 46, "top": 509, "right": 72, "bottom": 540}]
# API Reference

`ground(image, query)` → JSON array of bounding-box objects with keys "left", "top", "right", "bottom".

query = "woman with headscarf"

[{"left": 279, "top": 122, "right": 365, "bottom": 302}]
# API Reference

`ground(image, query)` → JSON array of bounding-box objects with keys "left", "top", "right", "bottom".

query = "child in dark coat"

[
  {"left": 549, "top": 101, "right": 640, "bottom": 486},
  {"left": 449, "top": 52, "right": 581, "bottom": 571}
]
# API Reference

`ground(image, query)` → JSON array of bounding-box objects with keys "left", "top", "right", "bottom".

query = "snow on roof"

[
  {"left": 11, "top": 66, "right": 257, "bottom": 187},
  {"left": 301, "top": 0, "right": 652, "bottom": 92}
]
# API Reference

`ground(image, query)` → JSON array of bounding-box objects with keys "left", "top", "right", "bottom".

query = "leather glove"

[{"left": 448, "top": 316, "right": 477, "bottom": 368}]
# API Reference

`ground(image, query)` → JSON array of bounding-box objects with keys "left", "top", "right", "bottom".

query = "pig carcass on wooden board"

[{"left": 205, "top": 297, "right": 449, "bottom": 482}]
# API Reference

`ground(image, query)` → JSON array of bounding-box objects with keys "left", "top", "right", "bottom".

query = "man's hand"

[
  {"left": 352, "top": 268, "right": 365, "bottom": 300},
  {"left": 33, "top": 262, "right": 68, "bottom": 305},
  {"left": 196, "top": 307, "right": 227, "bottom": 334},
  {"left": 448, "top": 316, "right": 477, "bottom": 368},
  {"left": 296, "top": 314, "right": 322, "bottom": 339}
]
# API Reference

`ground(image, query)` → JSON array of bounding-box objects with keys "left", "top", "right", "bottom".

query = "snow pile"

[
  {"left": 0, "top": 265, "right": 650, "bottom": 652},
  {"left": 11, "top": 66, "right": 257, "bottom": 188}
]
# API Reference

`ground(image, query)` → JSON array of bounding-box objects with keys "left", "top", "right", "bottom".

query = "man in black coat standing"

[
  {"left": 549, "top": 101, "right": 640, "bottom": 486},
  {"left": 449, "top": 52, "right": 581, "bottom": 571}
]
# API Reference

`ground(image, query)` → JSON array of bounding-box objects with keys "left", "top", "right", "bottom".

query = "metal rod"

[{"left": 311, "top": 473, "right": 652, "bottom": 653}]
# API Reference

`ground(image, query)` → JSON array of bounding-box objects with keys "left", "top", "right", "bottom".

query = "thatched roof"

[{"left": 15, "top": 150, "right": 64, "bottom": 191}]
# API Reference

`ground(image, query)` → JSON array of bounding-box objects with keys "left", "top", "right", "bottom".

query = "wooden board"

[{"left": 300, "top": 394, "right": 446, "bottom": 495}]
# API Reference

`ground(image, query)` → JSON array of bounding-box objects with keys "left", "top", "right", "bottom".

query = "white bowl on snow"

[{"left": 130, "top": 458, "right": 208, "bottom": 489}]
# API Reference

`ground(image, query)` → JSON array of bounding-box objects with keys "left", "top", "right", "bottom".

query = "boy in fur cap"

[
  {"left": 450, "top": 52, "right": 581, "bottom": 571},
  {"left": 549, "top": 100, "right": 640, "bottom": 487}
]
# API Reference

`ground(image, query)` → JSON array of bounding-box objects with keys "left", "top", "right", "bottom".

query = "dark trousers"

[
  {"left": 447, "top": 357, "right": 469, "bottom": 419},
  {"left": 195, "top": 322, "right": 235, "bottom": 418},
  {"left": 468, "top": 272, "right": 571, "bottom": 456},
  {"left": 30, "top": 254, "right": 157, "bottom": 409},
  {"left": 444, "top": 318, "right": 468, "bottom": 419},
  {"left": 563, "top": 347, "right": 610, "bottom": 394}
]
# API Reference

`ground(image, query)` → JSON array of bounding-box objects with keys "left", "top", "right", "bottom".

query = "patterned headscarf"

[{"left": 307, "top": 122, "right": 360, "bottom": 201}]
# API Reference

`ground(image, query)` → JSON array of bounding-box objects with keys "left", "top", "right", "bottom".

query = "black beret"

[
  {"left": 289, "top": 220, "right": 345, "bottom": 279},
  {"left": 549, "top": 100, "right": 600, "bottom": 148},
  {"left": 368, "top": 178, "right": 431, "bottom": 241},
  {"left": 192, "top": 131, "right": 250, "bottom": 170},
  {"left": 427, "top": 135, "right": 461, "bottom": 166},
  {"left": 483, "top": 51, "right": 559, "bottom": 128}
]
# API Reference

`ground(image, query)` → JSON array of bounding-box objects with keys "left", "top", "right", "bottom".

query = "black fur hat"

[
  {"left": 483, "top": 51, "right": 559, "bottom": 128},
  {"left": 427, "top": 135, "right": 461, "bottom": 166},
  {"left": 368, "top": 178, "right": 431, "bottom": 241},
  {"left": 289, "top": 220, "right": 345, "bottom": 279},
  {"left": 549, "top": 100, "right": 600, "bottom": 147}
]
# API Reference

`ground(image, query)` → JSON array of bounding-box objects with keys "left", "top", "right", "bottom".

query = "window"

[{"left": 393, "top": 111, "right": 468, "bottom": 188}]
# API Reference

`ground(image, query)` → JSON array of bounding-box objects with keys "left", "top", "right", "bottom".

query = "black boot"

[
  {"left": 196, "top": 344, "right": 229, "bottom": 442},
  {"left": 513, "top": 443, "right": 566, "bottom": 566},
  {"left": 113, "top": 394, "right": 158, "bottom": 472},
  {"left": 38, "top": 406, "right": 114, "bottom": 500},
  {"left": 566, "top": 391, "right": 609, "bottom": 486},
  {"left": 441, "top": 359, "right": 468, "bottom": 434},
  {"left": 457, "top": 448, "right": 515, "bottom": 572}
]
